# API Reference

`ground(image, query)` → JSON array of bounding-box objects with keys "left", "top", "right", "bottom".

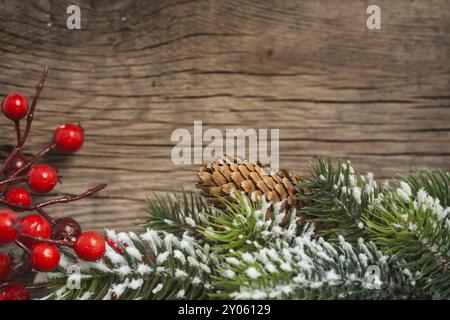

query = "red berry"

[
  {"left": 74, "top": 231, "right": 106, "bottom": 261},
  {"left": 2, "top": 93, "right": 29, "bottom": 121},
  {"left": 51, "top": 217, "right": 82, "bottom": 241},
  {"left": 0, "top": 253, "right": 13, "bottom": 281},
  {"left": 29, "top": 243, "right": 60, "bottom": 272},
  {"left": 0, "top": 211, "right": 20, "bottom": 245},
  {"left": 1, "top": 283, "right": 30, "bottom": 300},
  {"left": 106, "top": 238, "right": 123, "bottom": 255},
  {"left": 19, "top": 214, "right": 52, "bottom": 247},
  {"left": 5, "top": 187, "right": 32, "bottom": 207},
  {"left": 27, "top": 164, "right": 58, "bottom": 193},
  {"left": 54, "top": 123, "right": 84, "bottom": 153},
  {"left": 5, "top": 153, "right": 29, "bottom": 176}
]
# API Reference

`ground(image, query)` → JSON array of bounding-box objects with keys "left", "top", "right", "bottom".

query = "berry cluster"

[{"left": 0, "top": 67, "right": 107, "bottom": 300}]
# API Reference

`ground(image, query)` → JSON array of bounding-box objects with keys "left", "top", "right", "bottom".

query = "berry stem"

[
  {"left": 21, "top": 65, "right": 49, "bottom": 146},
  {"left": 10, "top": 142, "right": 57, "bottom": 179},
  {"left": 34, "top": 183, "right": 107, "bottom": 209},
  {"left": 19, "top": 234, "right": 74, "bottom": 247},
  {"left": 0, "top": 66, "right": 109, "bottom": 300},
  {"left": 1, "top": 261, "right": 24, "bottom": 285},
  {"left": 0, "top": 183, "right": 107, "bottom": 210},
  {"left": 0, "top": 174, "right": 27, "bottom": 187},
  {"left": 26, "top": 282, "right": 58, "bottom": 290},
  {"left": 0, "top": 66, "right": 48, "bottom": 176},
  {"left": 36, "top": 207, "right": 56, "bottom": 225},
  {"left": 14, "top": 121, "right": 21, "bottom": 145},
  {"left": 12, "top": 261, "right": 25, "bottom": 272},
  {"left": 14, "top": 240, "right": 31, "bottom": 255}
]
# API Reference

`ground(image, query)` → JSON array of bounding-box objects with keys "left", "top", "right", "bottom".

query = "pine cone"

[{"left": 196, "top": 157, "right": 308, "bottom": 228}]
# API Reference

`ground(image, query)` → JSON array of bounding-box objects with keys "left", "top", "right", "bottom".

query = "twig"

[
  {"left": 19, "top": 234, "right": 74, "bottom": 247},
  {"left": 1, "top": 260, "right": 25, "bottom": 285},
  {"left": 0, "top": 174, "right": 27, "bottom": 187},
  {"left": 10, "top": 142, "right": 57, "bottom": 179},
  {"left": 0, "top": 66, "right": 48, "bottom": 176},
  {"left": 14, "top": 121, "right": 21, "bottom": 145},
  {"left": 12, "top": 261, "right": 25, "bottom": 273},
  {"left": 0, "top": 183, "right": 107, "bottom": 211},
  {"left": 36, "top": 207, "right": 56, "bottom": 225},
  {"left": 35, "top": 183, "right": 107, "bottom": 209},
  {"left": 21, "top": 65, "right": 49, "bottom": 146},
  {"left": 0, "top": 66, "right": 110, "bottom": 299},
  {"left": 14, "top": 240, "right": 31, "bottom": 255},
  {"left": 27, "top": 282, "right": 58, "bottom": 290}
]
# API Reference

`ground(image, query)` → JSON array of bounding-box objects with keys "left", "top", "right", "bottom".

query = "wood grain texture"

[{"left": 0, "top": 0, "right": 449, "bottom": 232}]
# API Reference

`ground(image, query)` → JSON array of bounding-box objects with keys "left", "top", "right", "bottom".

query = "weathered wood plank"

[{"left": 0, "top": 0, "right": 449, "bottom": 232}]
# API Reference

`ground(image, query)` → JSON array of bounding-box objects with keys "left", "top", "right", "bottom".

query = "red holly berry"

[
  {"left": 0, "top": 253, "right": 13, "bottom": 281},
  {"left": 106, "top": 238, "right": 123, "bottom": 255},
  {"left": 29, "top": 243, "right": 60, "bottom": 272},
  {"left": 5, "top": 187, "right": 32, "bottom": 207},
  {"left": 54, "top": 123, "right": 84, "bottom": 153},
  {"left": 0, "top": 283, "right": 31, "bottom": 300},
  {"left": 27, "top": 164, "right": 58, "bottom": 193},
  {"left": 19, "top": 214, "right": 52, "bottom": 247},
  {"left": 2, "top": 93, "right": 29, "bottom": 121},
  {"left": 0, "top": 211, "right": 20, "bottom": 245},
  {"left": 5, "top": 153, "right": 29, "bottom": 176},
  {"left": 51, "top": 217, "right": 82, "bottom": 241},
  {"left": 74, "top": 231, "right": 106, "bottom": 261}
]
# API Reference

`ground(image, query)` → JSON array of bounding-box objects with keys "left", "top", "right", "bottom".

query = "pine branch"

[
  {"left": 297, "top": 157, "right": 381, "bottom": 241},
  {"left": 212, "top": 232, "right": 423, "bottom": 299},
  {"left": 36, "top": 229, "right": 218, "bottom": 300},
  {"left": 365, "top": 177, "right": 450, "bottom": 298},
  {"left": 34, "top": 162, "right": 450, "bottom": 300},
  {"left": 143, "top": 191, "right": 214, "bottom": 239},
  {"left": 199, "top": 193, "right": 298, "bottom": 252},
  {"left": 200, "top": 192, "right": 425, "bottom": 299},
  {"left": 398, "top": 170, "right": 449, "bottom": 207}
]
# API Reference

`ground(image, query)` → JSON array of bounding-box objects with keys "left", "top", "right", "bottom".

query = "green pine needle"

[{"left": 35, "top": 158, "right": 450, "bottom": 300}]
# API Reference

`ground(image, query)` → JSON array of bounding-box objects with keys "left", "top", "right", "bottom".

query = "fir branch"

[
  {"left": 37, "top": 229, "right": 218, "bottom": 300},
  {"left": 201, "top": 193, "right": 425, "bottom": 299},
  {"left": 365, "top": 178, "right": 450, "bottom": 298},
  {"left": 34, "top": 163, "right": 450, "bottom": 300},
  {"left": 297, "top": 157, "right": 381, "bottom": 240},
  {"left": 212, "top": 232, "right": 422, "bottom": 299},
  {"left": 199, "top": 193, "right": 298, "bottom": 252},
  {"left": 398, "top": 170, "right": 449, "bottom": 207},
  {"left": 143, "top": 191, "right": 214, "bottom": 238}
]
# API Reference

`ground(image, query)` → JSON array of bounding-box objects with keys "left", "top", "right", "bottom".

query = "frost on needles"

[{"left": 35, "top": 158, "right": 449, "bottom": 300}]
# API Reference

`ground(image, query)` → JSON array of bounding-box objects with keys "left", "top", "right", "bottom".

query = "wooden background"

[{"left": 0, "top": 0, "right": 449, "bottom": 232}]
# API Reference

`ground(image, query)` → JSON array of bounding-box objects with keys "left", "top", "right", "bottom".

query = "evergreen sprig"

[
  {"left": 199, "top": 194, "right": 297, "bottom": 252},
  {"left": 212, "top": 233, "right": 422, "bottom": 299},
  {"left": 296, "top": 158, "right": 449, "bottom": 298},
  {"left": 37, "top": 229, "right": 217, "bottom": 300},
  {"left": 398, "top": 170, "right": 450, "bottom": 207},
  {"left": 143, "top": 191, "right": 214, "bottom": 239},
  {"left": 365, "top": 180, "right": 450, "bottom": 298},
  {"left": 36, "top": 158, "right": 450, "bottom": 300},
  {"left": 297, "top": 157, "right": 381, "bottom": 240}
]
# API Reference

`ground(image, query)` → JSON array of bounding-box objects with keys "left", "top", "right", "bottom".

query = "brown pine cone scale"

[{"left": 196, "top": 157, "right": 308, "bottom": 227}]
